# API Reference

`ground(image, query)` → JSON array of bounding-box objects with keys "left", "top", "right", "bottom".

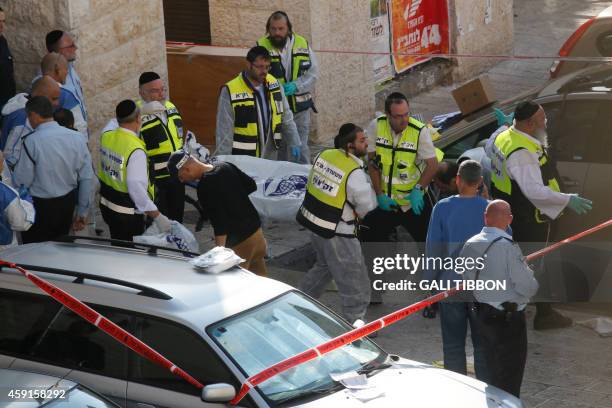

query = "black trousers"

[
  {"left": 476, "top": 303, "right": 527, "bottom": 398},
  {"left": 155, "top": 177, "right": 185, "bottom": 223},
  {"left": 100, "top": 205, "right": 145, "bottom": 244},
  {"left": 360, "top": 197, "right": 433, "bottom": 244},
  {"left": 22, "top": 190, "right": 76, "bottom": 244}
]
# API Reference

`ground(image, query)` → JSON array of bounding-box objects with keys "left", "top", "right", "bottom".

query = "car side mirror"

[{"left": 201, "top": 383, "right": 236, "bottom": 403}]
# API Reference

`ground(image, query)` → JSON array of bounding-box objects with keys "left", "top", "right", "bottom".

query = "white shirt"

[
  {"left": 336, "top": 153, "right": 377, "bottom": 235},
  {"left": 504, "top": 127, "right": 570, "bottom": 220},
  {"left": 122, "top": 128, "right": 157, "bottom": 213}
]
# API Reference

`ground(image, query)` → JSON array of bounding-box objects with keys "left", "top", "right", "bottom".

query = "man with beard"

[
  {"left": 44, "top": 30, "right": 87, "bottom": 136},
  {"left": 257, "top": 11, "right": 318, "bottom": 164},
  {"left": 489, "top": 100, "right": 593, "bottom": 330},
  {"left": 215, "top": 46, "right": 300, "bottom": 161},
  {"left": 296, "top": 123, "right": 377, "bottom": 326}
]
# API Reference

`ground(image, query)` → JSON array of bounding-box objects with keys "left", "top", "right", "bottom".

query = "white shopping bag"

[{"left": 134, "top": 220, "right": 199, "bottom": 252}]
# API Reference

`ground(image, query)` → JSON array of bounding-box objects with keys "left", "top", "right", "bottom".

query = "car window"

[
  {"left": 597, "top": 31, "right": 612, "bottom": 57},
  {"left": 28, "top": 305, "right": 130, "bottom": 379},
  {"left": 0, "top": 289, "right": 61, "bottom": 356},
  {"left": 208, "top": 291, "right": 385, "bottom": 405},
  {"left": 45, "top": 385, "right": 118, "bottom": 407},
  {"left": 129, "top": 317, "right": 239, "bottom": 398},
  {"left": 545, "top": 100, "right": 611, "bottom": 163},
  {"left": 442, "top": 120, "right": 500, "bottom": 160}
]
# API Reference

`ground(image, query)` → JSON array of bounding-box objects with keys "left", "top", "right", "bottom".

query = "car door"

[
  {"left": 542, "top": 96, "right": 612, "bottom": 300},
  {"left": 126, "top": 315, "right": 256, "bottom": 408}
]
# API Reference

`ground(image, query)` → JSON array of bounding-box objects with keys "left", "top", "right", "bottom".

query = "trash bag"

[
  {"left": 211, "top": 155, "right": 311, "bottom": 223},
  {"left": 134, "top": 220, "right": 199, "bottom": 253}
]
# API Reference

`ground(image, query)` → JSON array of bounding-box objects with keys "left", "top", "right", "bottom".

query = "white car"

[{"left": 0, "top": 238, "right": 522, "bottom": 407}]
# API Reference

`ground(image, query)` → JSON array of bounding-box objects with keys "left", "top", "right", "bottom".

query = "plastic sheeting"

[{"left": 211, "top": 155, "right": 311, "bottom": 223}]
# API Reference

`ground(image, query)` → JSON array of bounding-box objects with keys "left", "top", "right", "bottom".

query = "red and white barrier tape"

[
  {"left": 165, "top": 41, "right": 612, "bottom": 63},
  {"left": 229, "top": 218, "right": 612, "bottom": 405},
  {"left": 0, "top": 262, "right": 204, "bottom": 390}
]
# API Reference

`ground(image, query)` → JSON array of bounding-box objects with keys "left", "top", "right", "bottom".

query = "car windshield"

[
  {"left": 208, "top": 291, "right": 386, "bottom": 404},
  {"left": 43, "top": 385, "right": 117, "bottom": 407}
]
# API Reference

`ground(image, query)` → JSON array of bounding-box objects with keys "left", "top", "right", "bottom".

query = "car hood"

[{"left": 295, "top": 358, "right": 522, "bottom": 408}]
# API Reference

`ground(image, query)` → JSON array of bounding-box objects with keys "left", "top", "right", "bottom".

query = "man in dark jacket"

[{"left": 167, "top": 151, "right": 267, "bottom": 276}]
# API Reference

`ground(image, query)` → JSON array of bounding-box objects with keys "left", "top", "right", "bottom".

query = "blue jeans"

[{"left": 439, "top": 302, "right": 488, "bottom": 382}]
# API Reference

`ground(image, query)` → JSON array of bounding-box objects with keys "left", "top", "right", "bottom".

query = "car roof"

[
  {"left": 0, "top": 368, "right": 76, "bottom": 407},
  {"left": 0, "top": 241, "right": 293, "bottom": 331}
]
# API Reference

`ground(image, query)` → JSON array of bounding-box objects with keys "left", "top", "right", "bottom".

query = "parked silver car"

[
  {"left": 0, "top": 238, "right": 522, "bottom": 407},
  {"left": 0, "top": 367, "right": 119, "bottom": 407}
]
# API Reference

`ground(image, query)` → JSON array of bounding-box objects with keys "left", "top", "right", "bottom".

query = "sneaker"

[{"left": 533, "top": 309, "right": 573, "bottom": 330}]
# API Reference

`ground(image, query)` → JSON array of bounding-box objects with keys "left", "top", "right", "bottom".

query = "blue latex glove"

[
  {"left": 567, "top": 194, "right": 592, "bottom": 215},
  {"left": 376, "top": 194, "right": 398, "bottom": 211},
  {"left": 283, "top": 82, "right": 298, "bottom": 96},
  {"left": 18, "top": 185, "right": 33, "bottom": 204},
  {"left": 291, "top": 146, "right": 301, "bottom": 160},
  {"left": 494, "top": 108, "right": 514, "bottom": 127},
  {"left": 405, "top": 188, "right": 424, "bottom": 215}
]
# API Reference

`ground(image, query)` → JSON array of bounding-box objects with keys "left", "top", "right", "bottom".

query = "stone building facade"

[
  {"left": 209, "top": 0, "right": 375, "bottom": 144},
  {"left": 3, "top": 0, "right": 167, "bottom": 161},
  {"left": 3, "top": 0, "right": 513, "bottom": 148}
]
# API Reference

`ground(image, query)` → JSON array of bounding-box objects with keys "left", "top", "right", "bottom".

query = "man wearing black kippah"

[
  {"left": 98, "top": 99, "right": 171, "bottom": 243},
  {"left": 136, "top": 71, "right": 186, "bottom": 223},
  {"left": 296, "top": 123, "right": 377, "bottom": 325},
  {"left": 489, "top": 100, "right": 593, "bottom": 330}
]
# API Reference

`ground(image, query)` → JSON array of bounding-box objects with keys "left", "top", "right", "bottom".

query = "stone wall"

[
  {"left": 450, "top": 0, "right": 514, "bottom": 81},
  {"left": 3, "top": 0, "right": 168, "bottom": 159},
  {"left": 208, "top": 0, "right": 375, "bottom": 145}
]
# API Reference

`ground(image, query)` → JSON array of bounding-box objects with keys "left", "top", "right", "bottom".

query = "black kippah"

[
  {"left": 45, "top": 30, "right": 64, "bottom": 52},
  {"left": 139, "top": 71, "right": 161, "bottom": 85},
  {"left": 514, "top": 100, "right": 540, "bottom": 121},
  {"left": 116, "top": 100, "right": 137, "bottom": 120},
  {"left": 334, "top": 123, "right": 358, "bottom": 148}
]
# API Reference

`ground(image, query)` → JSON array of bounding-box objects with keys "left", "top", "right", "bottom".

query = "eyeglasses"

[
  {"left": 251, "top": 63, "right": 271, "bottom": 72},
  {"left": 59, "top": 43, "right": 77, "bottom": 49}
]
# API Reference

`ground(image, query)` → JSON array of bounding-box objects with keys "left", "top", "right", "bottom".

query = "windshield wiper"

[
  {"left": 272, "top": 382, "right": 345, "bottom": 406},
  {"left": 358, "top": 355, "right": 392, "bottom": 375}
]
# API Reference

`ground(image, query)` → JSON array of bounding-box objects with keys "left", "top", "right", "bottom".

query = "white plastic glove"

[
  {"left": 154, "top": 214, "right": 172, "bottom": 233},
  {"left": 140, "top": 101, "right": 166, "bottom": 115}
]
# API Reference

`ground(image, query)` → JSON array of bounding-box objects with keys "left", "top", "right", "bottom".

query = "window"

[
  {"left": 545, "top": 100, "right": 611, "bottom": 163},
  {"left": 163, "top": 0, "right": 211, "bottom": 44},
  {"left": 29, "top": 306, "right": 130, "bottom": 379},
  {"left": 208, "top": 292, "right": 384, "bottom": 405},
  {"left": 129, "top": 317, "right": 236, "bottom": 397},
  {"left": 0, "top": 289, "right": 61, "bottom": 356},
  {"left": 597, "top": 31, "right": 612, "bottom": 57},
  {"left": 442, "top": 120, "right": 500, "bottom": 160}
]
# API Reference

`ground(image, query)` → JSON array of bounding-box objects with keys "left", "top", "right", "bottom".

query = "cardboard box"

[{"left": 451, "top": 75, "right": 496, "bottom": 115}]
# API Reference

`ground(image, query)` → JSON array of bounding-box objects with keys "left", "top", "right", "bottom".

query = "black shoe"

[{"left": 534, "top": 309, "right": 572, "bottom": 330}]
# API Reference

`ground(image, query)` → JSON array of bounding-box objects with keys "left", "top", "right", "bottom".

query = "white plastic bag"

[
  {"left": 190, "top": 246, "right": 245, "bottom": 273},
  {"left": 211, "top": 155, "right": 311, "bottom": 222},
  {"left": 183, "top": 131, "right": 210, "bottom": 162},
  {"left": 134, "top": 220, "right": 199, "bottom": 252}
]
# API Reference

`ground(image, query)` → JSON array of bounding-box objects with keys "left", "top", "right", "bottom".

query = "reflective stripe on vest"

[
  {"left": 375, "top": 115, "right": 423, "bottom": 206},
  {"left": 296, "top": 149, "right": 360, "bottom": 238},
  {"left": 490, "top": 127, "right": 561, "bottom": 223},
  {"left": 98, "top": 127, "right": 155, "bottom": 215},
  {"left": 225, "top": 73, "right": 283, "bottom": 157},
  {"left": 257, "top": 34, "right": 314, "bottom": 113},
  {"left": 137, "top": 100, "right": 184, "bottom": 180}
]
